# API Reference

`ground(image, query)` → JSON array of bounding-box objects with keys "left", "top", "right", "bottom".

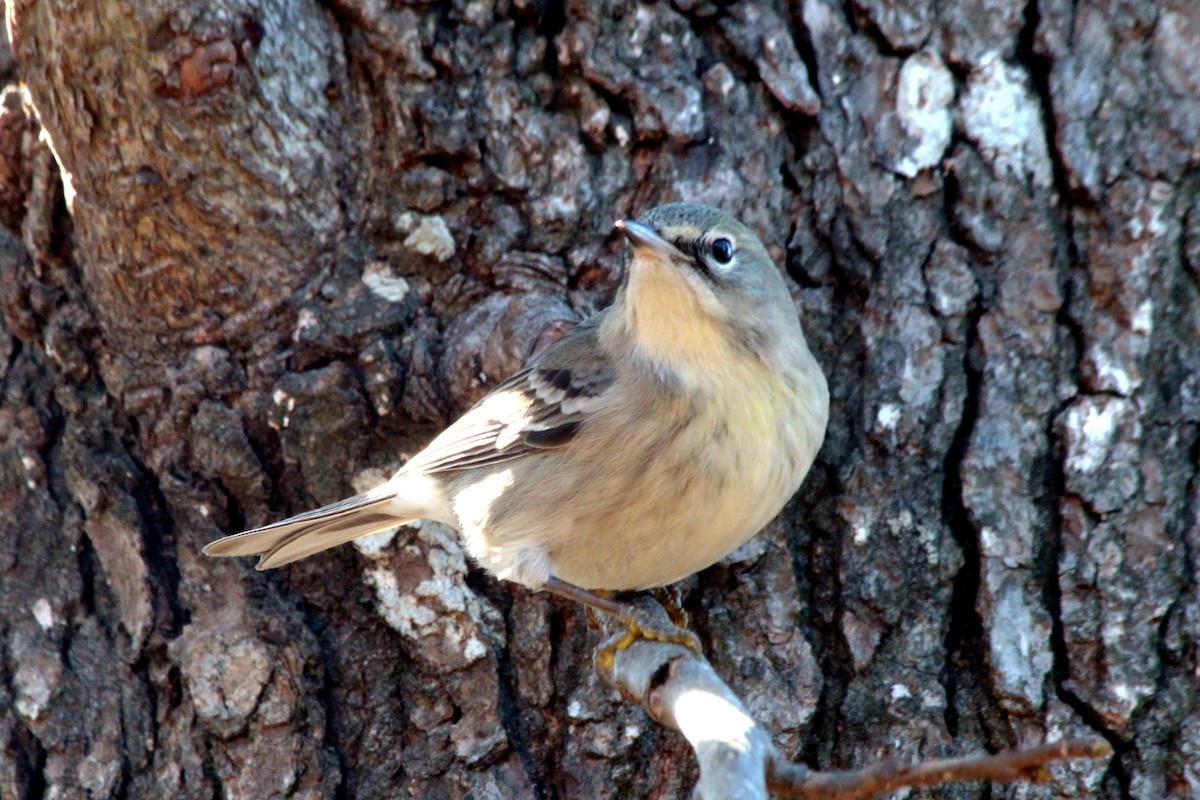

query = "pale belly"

[
  {"left": 549, "top": 464, "right": 796, "bottom": 590},
  {"left": 451, "top": 385, "right": 820, "bottom": 591}
]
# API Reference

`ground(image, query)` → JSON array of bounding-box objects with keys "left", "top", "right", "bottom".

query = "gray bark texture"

[{"left": 0, "top": 0, "right": 1196, "bottom": 797}]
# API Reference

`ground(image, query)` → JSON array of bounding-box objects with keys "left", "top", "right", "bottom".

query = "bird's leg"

[
  {"left": 579, "top": 590, "right": 618, "bottom": 632},
  {"left": 651, "top": 583, "right": 690, "bottom": 629},
  {"left": 542, "top": 577, "right": 630, "bottom": 616},
  {"left": 542, "top": 577, "right": 702, "bottom": 671}
]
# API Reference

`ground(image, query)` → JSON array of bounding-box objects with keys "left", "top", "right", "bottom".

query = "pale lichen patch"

[
  {"left": 399, "top": 214, "right": 456, "bottom": 262},
  {"left": 959, "top": 53, "right": 1052, "bottom": 188},
  {"left": 894, "top": 51, "right": 954, "bottom": 178},
  {"left": 362, "top": 262, "right": 412, "bottom": 302}
]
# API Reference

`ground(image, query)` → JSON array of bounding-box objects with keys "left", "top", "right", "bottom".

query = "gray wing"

[{"left": 402, "top": 311, "right": 615, "bottom": 475}]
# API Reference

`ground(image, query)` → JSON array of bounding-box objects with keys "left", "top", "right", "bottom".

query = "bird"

[{"left": 203, "top": 203, "right": 829, "bottom": 636}]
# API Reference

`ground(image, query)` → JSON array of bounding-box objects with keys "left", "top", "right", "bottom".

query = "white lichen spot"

[
  {"left": 890, "top": 683, "right": 912, "bottom": 701},
  {"left": 272, "top": 389, "right": 290, "bottom": 406},
  {"left": 1089, "top": 346, "right": 1134, "bottom": 396},
  {"left": 1127, "top": 181, "right": 1172, "bottom": 241},
  {"left": 894, "top": 51, "right": 955, "bottom": 177},
  {"left": 403, "top": 215, "right": 456, "bottom": 262},
  {"left": 979, "top": 525, "right": 997, "bottom": 553},
  {"left": 845, "top": 503, "right": 875, "bottom": 547},
  {"left": 199, "top": 504, "right": 210, "bottom": 518},
  {"left": 990, "top": 581, "right": 1052, "bottom": 709},
  {"left": 416, "top": 575, "right": 468, "bottom": 613},
  {"left": 887, "top": 509, "right": 914, "bottom": 534},
  {"left": 463, "top": 0, "right": 492, "bottom": 26},
  {"left": 1101, "top": 619, "right": 1128, "bottom": 646},
  {"left": 1131, "top": 299, "right": 1153, "bottom": 335},
  {"left": 1146, "top": 181, "right": 1172, "bottom": 237},
  {"left": 917, "top": 523, "right": 942, "bottom": 567},
  {"left": 623, "top": 724, "right": 642, "bottom": 740},
  {"left": 629, "top": 6, "right": 654, "bottom": 56},
  {"left": 670, "top": 84, "right": 705, "bottom": 140},
  {"left": 1065, "top": 398, "right": 1126, "bottom": 474},
  {"left": 352, "top": 527, "right": 399, "bottom": 559},
  {"left": 361, "top": 518, "right": 489, "bottom": 666},
  {"left": 979, "top": 524, "right": 1026, "bottom": 569},
  {"left": 293, "top": 308, "right": 318, "bottom": 342},
  {"left": 723, "top": 532, "right": 768, "bottom": 566},
  {"left": 1107, "top": 679, "right": 1152, "bottom": 717},
  {"left": 613, "top": 121, "right": 632, "bottom": 148},
  {"left": 14, "top": 655, "right": 59, "bottom": 722},
  {"left": 567, "top": 698, "right": 586, "bottom": 719},
  {"left": 367, "top": 566, "right": 437, "bottom": 634},
  {"left": 875, "top": 403, "right": 902, "bottom": 432},
  {"left": 584, "top": 105, "right": 610, "bottom": 133},
  {"left": 20, "top": 453, "right": 38, "bottom": 489},
  {"left": 463, "top": 636, "right": 487, "bottom": 661},
  {"left": 362, "top": 262, "right": 412, "bottom": 302},
  {"left": 1111, "top": 682, "right": 1134, "bottom": 704},
  {"left": 14, "top": 685, "right": 49, "bottom": 721},
  {"left": 32, "top": 598, "right": 55, "bottom": 631},
  {"left": 706, "top": 63, "right": 737, "bottom": 98},
  {"left": 959, "top": 53, "right": 1052, "bottom": 188}
]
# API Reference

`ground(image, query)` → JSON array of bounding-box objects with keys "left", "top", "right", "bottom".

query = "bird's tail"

[{"left": 202, "top": 484, "right": 416, "bottom": 570}]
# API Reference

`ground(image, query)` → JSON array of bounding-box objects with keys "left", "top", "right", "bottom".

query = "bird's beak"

[{"left": 615, "top": 219, "right": 682, "bottom": 260}]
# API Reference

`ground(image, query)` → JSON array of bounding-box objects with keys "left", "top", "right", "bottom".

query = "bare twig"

[
  {"left": 766, "top": 738, "right": 1112, "bottom": 799},
  {"left": 596, "top": 632, "right": 1111, "bottom": 800}
]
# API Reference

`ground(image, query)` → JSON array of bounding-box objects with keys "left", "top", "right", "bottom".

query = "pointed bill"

[{"left": 615, "top": 219, "right": 683, "bottom": 260}]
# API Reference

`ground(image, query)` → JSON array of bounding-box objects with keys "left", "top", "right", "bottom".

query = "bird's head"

[{"left": 609, "top": 203, "right": 804, "bottom": 379}]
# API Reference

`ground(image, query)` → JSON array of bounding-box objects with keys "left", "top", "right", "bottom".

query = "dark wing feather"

[{"left": 402, "top": 311, "right": 614, "bottom": 475}]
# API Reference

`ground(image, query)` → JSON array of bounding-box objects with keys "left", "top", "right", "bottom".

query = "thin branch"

[
  {"left": 766, "top": 738, "right": 1112, "bottom": 799},
  {"left": 595, "top": 632, "right": 1111, "bottom": 800}
]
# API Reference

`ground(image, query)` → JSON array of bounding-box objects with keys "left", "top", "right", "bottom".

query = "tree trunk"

[{"left": 1, "top": 0, "right": 1196, "bottom": 797}]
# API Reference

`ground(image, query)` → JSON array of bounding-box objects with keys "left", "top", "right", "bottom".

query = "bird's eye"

[{"left": 710, "top": 238, "right": 734, "bottom": 264}]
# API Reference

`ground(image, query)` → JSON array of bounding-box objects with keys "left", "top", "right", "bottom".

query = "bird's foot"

[
  {"left": 540, "top": 577, "right": 702, "bottom": 671},
  {"left": 593, "top": 595, "right": 702, "bottom": 673}
]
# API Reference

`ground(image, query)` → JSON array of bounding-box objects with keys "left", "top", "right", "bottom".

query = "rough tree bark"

[{"left": 0, "top": 0, "right": 1196, "bottom": 798}]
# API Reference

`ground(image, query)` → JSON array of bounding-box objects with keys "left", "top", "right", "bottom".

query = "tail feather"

[{"left": 202, "top": 489, "right": 413, "bottom": 570}]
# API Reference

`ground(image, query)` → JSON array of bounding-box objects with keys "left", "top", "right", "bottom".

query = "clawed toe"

[
  {"left": 594, "top": 596, "right": 703, "bottom": 672},
  {"left": 539, "top": 577, "right": 702, "bottom": 670}
]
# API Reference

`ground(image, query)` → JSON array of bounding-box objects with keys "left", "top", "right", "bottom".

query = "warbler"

[{"left": 203, "top": 203, "right": 829, "bottom": 621}]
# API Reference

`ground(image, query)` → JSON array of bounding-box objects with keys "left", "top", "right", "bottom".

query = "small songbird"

[{"left": 204, "top": 203, "right": 829, "bottom": 625}]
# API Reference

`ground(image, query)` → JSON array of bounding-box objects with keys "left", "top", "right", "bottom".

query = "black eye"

[{"left": 711, "top": 238, "right": 734, "bottom": 264}]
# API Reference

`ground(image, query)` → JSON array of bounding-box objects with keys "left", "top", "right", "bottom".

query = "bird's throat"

[{"left": 607, "top": 259, "right": 743, "bottom": 385}]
